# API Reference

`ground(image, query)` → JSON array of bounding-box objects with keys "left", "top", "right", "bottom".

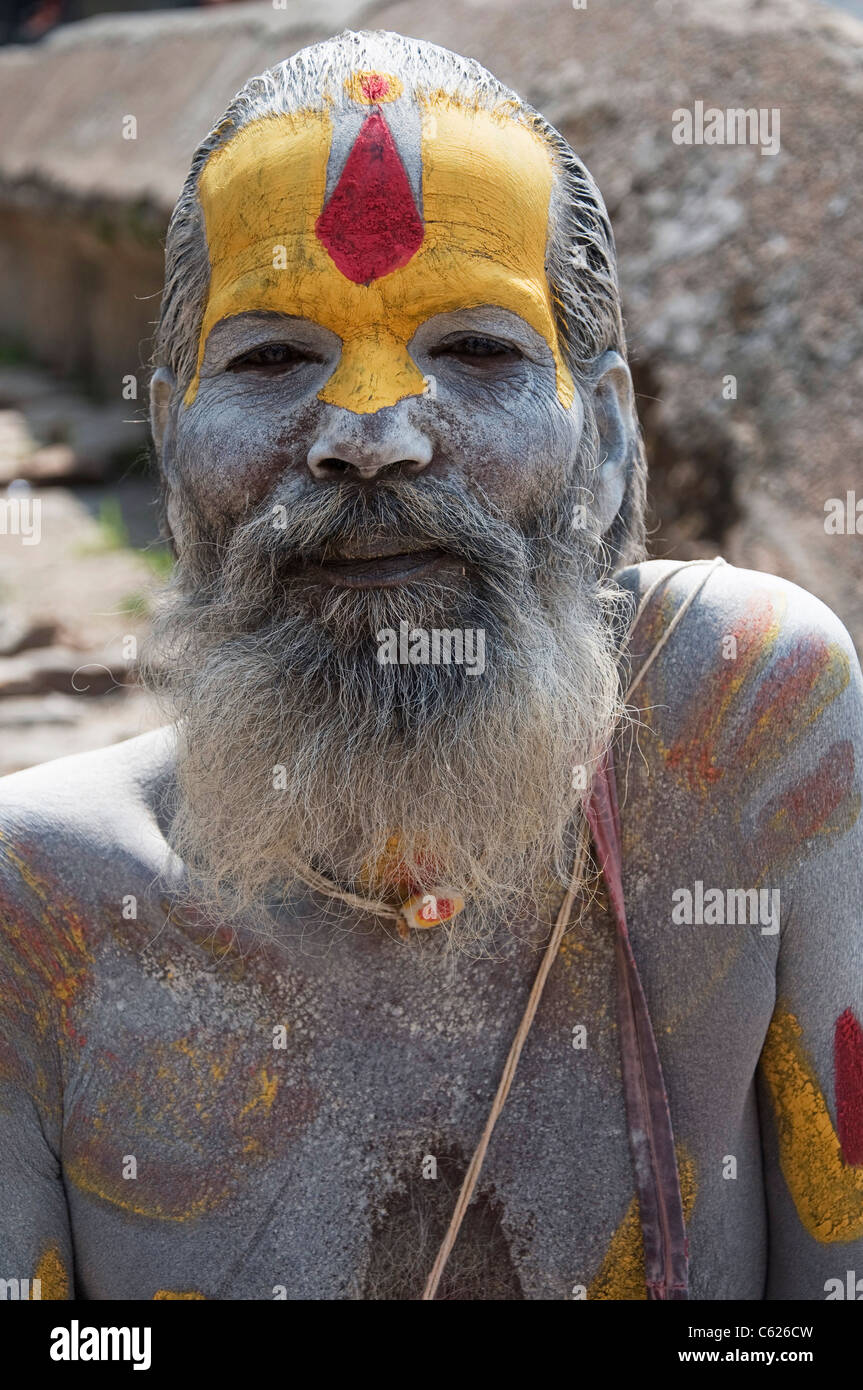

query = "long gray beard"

[{"left": 142, "top": 471, "right": 628, "bottom": 948}]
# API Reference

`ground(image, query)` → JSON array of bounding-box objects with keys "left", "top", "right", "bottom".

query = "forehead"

[{"left": 186, "top": 80, "right": 573, "bottom": 410}]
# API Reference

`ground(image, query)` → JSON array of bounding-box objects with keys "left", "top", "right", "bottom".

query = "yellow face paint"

[{"left": 186, "top": 93, "right": 574, "bottom": 413}]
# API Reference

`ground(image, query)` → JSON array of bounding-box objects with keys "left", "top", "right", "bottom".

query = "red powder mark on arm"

[
  {"left": 664, "top": 592, "right": 779, "bottom": 791},
  {"left": 835, "top": 1008, "right": 863, "bottom": 1165},
  {"left": 753, "top": 739, "right": 858, "bottom": 877},
  {"left": 315, "top": 111, "right": 423, "bottom": 284}
]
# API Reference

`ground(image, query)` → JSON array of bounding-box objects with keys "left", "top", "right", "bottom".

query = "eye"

[
  {"left": 429, "top": 334, "right": 522, "bottom": 365},
  {"left": 227, "top": 343, "right": 321, "bottom": 372}
]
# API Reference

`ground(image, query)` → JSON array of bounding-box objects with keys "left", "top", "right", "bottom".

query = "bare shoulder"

[
  {"left": 0, "top": 726, "right": 178, "bottom": 904},
  {"left": 615, "top": 558, "right": 863, "bottom": 813},
  {"left": 618, "top": 557, "right": 860, "bottom": 674}
]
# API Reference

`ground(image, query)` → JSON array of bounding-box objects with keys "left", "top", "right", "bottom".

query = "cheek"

[
  {"left": 432, "top": 389, "right": 583, "bottom": 518},
  {"left": 174, "top": 387, "right": 317, "bottom": 521}
]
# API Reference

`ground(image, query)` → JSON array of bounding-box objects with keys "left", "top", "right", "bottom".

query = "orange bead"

[{"left": 399, "top": 889, "right": 465, "bottom": 932}]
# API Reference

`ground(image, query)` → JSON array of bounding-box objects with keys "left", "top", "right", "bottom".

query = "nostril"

[
  {"left": 309, "top": 454, "right": 427, "bottom": 481},
  {"left": 307, "top": 434, "right": 434, "bottom": 480}
]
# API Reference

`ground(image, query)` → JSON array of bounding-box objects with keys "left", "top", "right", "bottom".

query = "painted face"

[
  {"left": 185, "top": 78, "right": 574, "bottom": 414},
  {"left": 168, "top": 74, "right": 589, "bottom": 564}
]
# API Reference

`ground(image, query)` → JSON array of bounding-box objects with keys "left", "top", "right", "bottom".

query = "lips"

[{"left": 300, "top": 546, "right": 455, "bottom": 588}]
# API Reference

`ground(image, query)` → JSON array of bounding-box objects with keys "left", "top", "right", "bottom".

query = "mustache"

[
  {"left": 260, "top": 476, "right": 529, "bottom": 561},
  {"left": 204, "top": 475, "right": 550, "bottom": 609}
]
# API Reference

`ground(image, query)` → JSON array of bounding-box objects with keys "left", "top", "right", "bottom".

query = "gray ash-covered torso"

[
  {"left": 55, "top": 826, "right": 771, "bottom": 1301},
  {"left": 27, "top": 743, "right": 769, "bottom": 1302}
]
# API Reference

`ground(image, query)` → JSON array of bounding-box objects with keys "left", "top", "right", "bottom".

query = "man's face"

[
  {"left": 149, "top": 76, "right": 627, "bottom": 939},
  {"left": 165, "top": 87, "right": 583, "bottom": 550}
]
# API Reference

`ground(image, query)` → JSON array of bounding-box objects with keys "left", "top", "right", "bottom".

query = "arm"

[
  {"left": 0, "top": 827, "right": 75, "bottom": 1300},
  {"left": 754, "top": 593, "right": 863, "bottom": 1299}
]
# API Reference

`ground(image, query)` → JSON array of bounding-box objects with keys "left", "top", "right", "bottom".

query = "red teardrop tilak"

[{"left": 315, "top": 110, "right": 423, "bottom": 285}]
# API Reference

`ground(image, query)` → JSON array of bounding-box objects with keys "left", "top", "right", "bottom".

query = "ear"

[
  {"left": 149, "top": 366, "right": 176, "bottom": 463},
  {"left": 588, "top": 350, "right": 636, "bottom": 536},
  {"left": 150, "top": 366, "right": 182, "bottom": 552}
]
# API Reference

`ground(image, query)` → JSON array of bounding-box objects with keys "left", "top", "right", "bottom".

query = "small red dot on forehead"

[{"left": 359, "top": 73, "right": 390, "bottom": 101}]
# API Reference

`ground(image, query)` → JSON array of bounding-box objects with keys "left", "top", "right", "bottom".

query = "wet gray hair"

[{"left": 154, "top": 28, "right": 646, "bottom": 566}]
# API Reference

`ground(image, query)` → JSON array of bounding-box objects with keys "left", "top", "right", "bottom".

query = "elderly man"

[{"left": 0, "top": 30, "right": 861, "bottom": 1302}]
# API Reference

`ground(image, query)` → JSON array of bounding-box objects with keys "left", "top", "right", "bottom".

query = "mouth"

[{"left": 297, "top": 543, "right": 461, "bottom": 589}]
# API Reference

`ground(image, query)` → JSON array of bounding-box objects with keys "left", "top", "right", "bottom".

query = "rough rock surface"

[{"left": 1, "top": 0, "right": 862, "bottom": 653}]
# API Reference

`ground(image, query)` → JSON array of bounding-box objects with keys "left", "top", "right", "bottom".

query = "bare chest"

[{"left": 61, "top": 854, "right": 774, "bottom": 1300}]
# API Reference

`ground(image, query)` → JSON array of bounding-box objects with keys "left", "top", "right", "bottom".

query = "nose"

[{"left": 306, "top": 423, "right": 433, "bottom": 483}]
